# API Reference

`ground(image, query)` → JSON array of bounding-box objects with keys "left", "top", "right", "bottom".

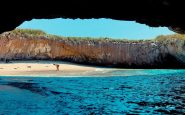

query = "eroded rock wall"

[{"left": 0, "top": 33, "right": 185, "bottom": 68}]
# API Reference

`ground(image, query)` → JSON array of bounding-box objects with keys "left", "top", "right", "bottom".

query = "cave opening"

[
  {"left": 17, "top": 18, "right": 174, "bottom": 40},
  {"left": 1, "top": 1, "right": 185, "bottom": 114}
]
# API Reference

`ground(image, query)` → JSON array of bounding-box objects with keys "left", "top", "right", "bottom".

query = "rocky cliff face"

[{"left": 1, "top": 30, "right": 185, "bottom": 68}]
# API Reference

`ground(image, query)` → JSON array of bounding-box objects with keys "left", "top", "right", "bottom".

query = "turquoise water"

[{"left": 0, "top": 69, "right": 185, "bottom": 114}]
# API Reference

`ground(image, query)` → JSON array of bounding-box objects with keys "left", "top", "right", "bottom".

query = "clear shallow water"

[{"left": 0, "top": 69, "right": 185, "bottom": 114}]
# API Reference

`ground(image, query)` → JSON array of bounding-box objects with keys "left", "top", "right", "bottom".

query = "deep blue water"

[{"left": 0, "top": 70, "right": 185, "bottom": 114}]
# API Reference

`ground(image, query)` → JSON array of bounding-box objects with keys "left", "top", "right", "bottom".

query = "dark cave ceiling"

[{"left": 1, "top": 0, "right": 185, "bottom": 34}]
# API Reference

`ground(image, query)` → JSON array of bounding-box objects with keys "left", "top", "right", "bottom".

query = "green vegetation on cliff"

[
  {"left": 155, "top": 34, "right": 185, "bottom": 41},
  {"left": 10, "top": 28, "right": 185, "bottom": 42},
  {"left": 12, "top": 29, "right": 47, "bottom": 36},
  {"left": 12, "top": 29, "right": 112, "bottom": 41}
]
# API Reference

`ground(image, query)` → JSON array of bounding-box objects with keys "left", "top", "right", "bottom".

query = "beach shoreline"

[
  {"left": 0, "top": 60, "right": 119, "bottom": 77},
  {"left": 1, "top": 60, "right": 181, "bottom": 77}
]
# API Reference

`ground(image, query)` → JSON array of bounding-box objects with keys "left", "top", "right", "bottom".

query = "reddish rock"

[{"left": 0, "top": 31, "right": 184, "bottom": 68}]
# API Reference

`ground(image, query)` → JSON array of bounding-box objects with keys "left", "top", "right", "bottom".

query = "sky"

[{"left": 18, "top": 18, "right": 174, "bottom": 40}]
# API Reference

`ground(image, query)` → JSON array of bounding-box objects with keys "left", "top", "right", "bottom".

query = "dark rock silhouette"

[{"left": 1, "top": 0, "right": 185, "bottom": 34}]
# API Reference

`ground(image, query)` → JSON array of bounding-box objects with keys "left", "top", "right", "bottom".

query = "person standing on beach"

[{"left": 53, "top": 64, "right": 60, "bottom": 71}]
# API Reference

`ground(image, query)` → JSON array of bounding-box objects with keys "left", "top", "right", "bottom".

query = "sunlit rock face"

[
  {"left": 0, "top": 31, "right": 185, "bottom": 68},
  {"left": 162, "top": 38, "right": 185, "bottom": 64}
]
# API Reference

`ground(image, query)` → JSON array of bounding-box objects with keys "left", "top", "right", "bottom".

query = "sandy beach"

[{"left": 0, "top": 61, "right": 115, "bottom": 77}]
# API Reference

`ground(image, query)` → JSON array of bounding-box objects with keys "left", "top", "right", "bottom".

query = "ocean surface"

[{"left": 0, "top": 69, "right": 185, "bottom": 114}]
